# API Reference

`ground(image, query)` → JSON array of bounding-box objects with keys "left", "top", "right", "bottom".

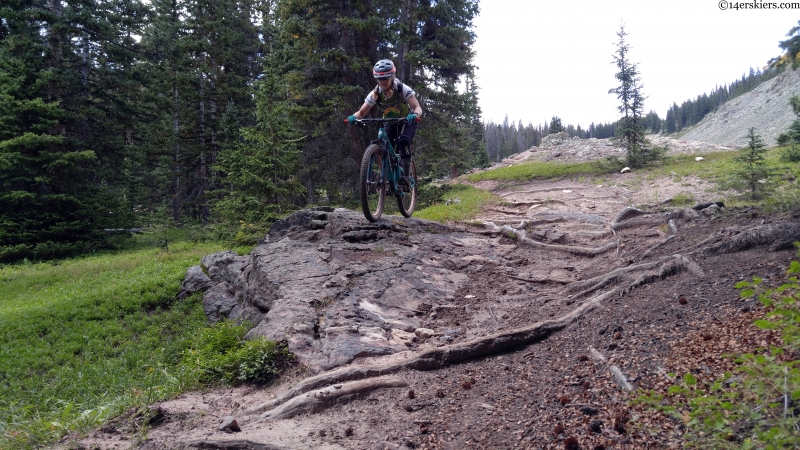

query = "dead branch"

[{"left": 609, "top": 365, "right": 634, "bottom": 391}]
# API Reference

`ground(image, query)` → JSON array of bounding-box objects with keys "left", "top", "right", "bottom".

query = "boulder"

[
  {"left": 184, "top": 209, "right": 485, "bottom": 373},
  {"left": 177, "top": 265, "right": 212, "bottom": 299}
]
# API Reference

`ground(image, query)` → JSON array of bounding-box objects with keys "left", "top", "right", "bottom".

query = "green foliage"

[
  {"left": 0, "top": 241, "right": 226, "bottom": 449},
  {"left": 549, "top": 116, "right": 564, "bottom": 134},
  {"left": 769, "top": 20, "right": 800, "bottom": 70},
  {"left": 0, "top": 0, "right": 145, "bottom": 262},
  {"left": 778, "top": 95, "right": 800, "bottom": 163},
  {"left": 734, "top": 128, "right": 770, "bottom": 200},
  {"left": 181, "top": 321, "right": 294, "bottom": 385},
  {"left": 637, "top": 249, "right": 800, "bottom": 449},
  {"left": 466, "top": 159, "right": 611, "bottom": 182},
  {"left": 608, "top": 24, "right": 662, "bottom": 168},
  {"left": 415, "top": 184, "right": 500, "bottom": 223},
  {"left": 212, "top": 62, "right": 305, "bottom": 225}
]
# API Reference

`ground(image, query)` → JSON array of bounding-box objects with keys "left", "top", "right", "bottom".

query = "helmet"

[{"left": 373, "top": 59, "right": 396, "bottom": 79}]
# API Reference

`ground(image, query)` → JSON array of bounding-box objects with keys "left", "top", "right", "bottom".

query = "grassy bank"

[
  {"left": 0, "top": 241, "right": 226, "bottom": 448},
  {"left": 415, "top": 184, "right": 501, "bottom": 223}
]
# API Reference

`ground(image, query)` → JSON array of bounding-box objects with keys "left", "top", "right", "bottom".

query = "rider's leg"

[{"left": 396, "top": 122, "right": 418, "bottom": 177}]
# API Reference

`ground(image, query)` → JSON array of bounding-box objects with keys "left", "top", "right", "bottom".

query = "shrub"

[
  {"left": 181, "top": 321, "right": 293, "bottom": 384},
  {"left": 638, "top": 247, "right": 800, "bottom": 448}
]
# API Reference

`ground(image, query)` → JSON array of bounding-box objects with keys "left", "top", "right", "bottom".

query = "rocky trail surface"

[{"left": 68, "top": 137, "right": 800, "bottom": 450}]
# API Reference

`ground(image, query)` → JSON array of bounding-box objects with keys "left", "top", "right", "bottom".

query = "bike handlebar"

[{"left": 344, "top": 117, "right": 421, "bottom": 125}]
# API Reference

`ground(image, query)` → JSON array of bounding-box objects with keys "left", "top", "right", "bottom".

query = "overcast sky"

[{"left": 472, "top": 1, "right": 798, "bottom": 128}]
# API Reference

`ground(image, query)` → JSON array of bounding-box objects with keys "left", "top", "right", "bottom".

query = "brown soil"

[{"left": 62, "top": 139, "right": 799, "bottom": 450}]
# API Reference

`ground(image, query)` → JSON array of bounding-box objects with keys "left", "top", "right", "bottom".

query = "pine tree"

[
  {"left": 213, "top": 62, "right": 305, "bottom": 224},
  {"left": 769, "top": 20, "right": 800, "bottom": 70},
  {"left": 735, "top": 128, "right": 769, "bottom": 200},
  {"left": 608, "top": 24, "right": 661, "bottom": 168},
  {"left": 778, "top": 95, "right": 800, "bottom": 162},
  {"left": 549, "top": 116, "right": 564, "bottom": 134},
  {"left": 0, "top": 0, "right": 146, "bottom": 261}
]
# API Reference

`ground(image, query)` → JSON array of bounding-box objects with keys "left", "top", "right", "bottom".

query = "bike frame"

[{"left": 356, "top": 118, "right": 415, "bottom": 196}]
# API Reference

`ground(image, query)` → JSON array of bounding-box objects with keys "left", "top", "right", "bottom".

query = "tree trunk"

[{"left": 172, "top": 79, "right": 182, "bottom": 225}]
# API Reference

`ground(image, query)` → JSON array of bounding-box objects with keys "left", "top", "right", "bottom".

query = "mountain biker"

[{"left": 347, "top": 59, "right": 423, "bottom": 184}]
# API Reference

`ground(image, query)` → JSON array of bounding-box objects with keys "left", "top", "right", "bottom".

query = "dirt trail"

[{"left": 65, "top": 138, "right": 800, "bottom": 450}]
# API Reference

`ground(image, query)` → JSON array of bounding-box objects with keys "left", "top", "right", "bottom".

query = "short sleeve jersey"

[{"left": 364, "top": 79, "right": 415, "bottom": 118}]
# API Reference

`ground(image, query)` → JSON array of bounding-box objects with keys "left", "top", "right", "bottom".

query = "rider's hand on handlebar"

[
  {"left": 406, "top": 113, "right": 418, "bottom": 124},
  {"left": 347, "top": 115, "right": 357, "bottom": 125}
]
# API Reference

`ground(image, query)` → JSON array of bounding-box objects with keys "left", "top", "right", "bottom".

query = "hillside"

[
  {"left": 66, "top": 165, "right": 800, "bottom": 449},
  {"left": 682, "top": 67, "right": 800, "bottom": 147}
]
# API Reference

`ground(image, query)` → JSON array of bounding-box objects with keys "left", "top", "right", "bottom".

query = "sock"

[{"left": 401, "top": 157, "right": 411, "bottom": 176}]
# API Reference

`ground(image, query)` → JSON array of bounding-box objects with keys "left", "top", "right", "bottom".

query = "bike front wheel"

[
  {"left": 360, "top": 144, "right": 386, "bottom": 222},
  {"left": 396, "top": 157, "right": 417, "bottom": 217}
]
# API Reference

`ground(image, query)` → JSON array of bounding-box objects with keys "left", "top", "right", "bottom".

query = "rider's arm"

[
  {"left": 407, "top": 95, "right": 423, "bottom": 117},
  {"left": 352, "top": 102, "right": 372, "bottom": 120}
]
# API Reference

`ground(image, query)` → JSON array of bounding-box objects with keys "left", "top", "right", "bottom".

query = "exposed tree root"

[
  {"left": 184, "top": 439, "right": 287, "bottom": 450},
  {"left": 641, "top": 235, "right": 676, "bottom": 260},
  {"left": 489, "top": 207, "right": 526, "bottom": 215},
  {"left": 527, "top": 212, "right": 607, "bottom": 225},
  {"left": 574, "top": 229, "right": 614, "bottom": 240},
  {"left": 509, "top": 274, "right": 571, "bottom": 285},
  {"left": 621, "top": 256, "right": 704, "bottom": 296},
  {"left": 562, "top": 254, "right": 704, "bottom": 301},
  {"left": 248, "top": 290, "right": 616, "bottom": 418},
  {"left": 483, "top": 223, "right": 617, "bottom": 257},
  {"left": 254, "top": 377, "right": 408, "bottom": 421},
  {"left": 702, "top": 222, "right": 800, "bottom": 255},
  {"left": 561, "top": 258, "right": 668, "bottom": 296},
  {"left": 613, "top": 207, "right": 648, "bottom": 224},
  {"left": 611, "top": 215, "right": 665, "bottom": 231}
]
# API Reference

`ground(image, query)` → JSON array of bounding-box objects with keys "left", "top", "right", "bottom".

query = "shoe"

[{"left": 398, "top": 176, "right": 411, "bottom": 192}]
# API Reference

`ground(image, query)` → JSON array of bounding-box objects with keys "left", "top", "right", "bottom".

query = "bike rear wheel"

[
  {"left": 396, "top": 157, "right": 417, "bottom": 217},
  {"left": 360, "top": 144, "right": 386, "bottom": 222}
]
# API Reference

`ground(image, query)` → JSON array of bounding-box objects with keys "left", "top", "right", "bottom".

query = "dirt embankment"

[{"left": 65, "top": 138, "right": 800, "bottom": 450}]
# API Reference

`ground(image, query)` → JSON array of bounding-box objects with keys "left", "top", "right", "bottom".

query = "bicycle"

[{"left": 345, "top": 117, "right": 419, "bottom": 222}]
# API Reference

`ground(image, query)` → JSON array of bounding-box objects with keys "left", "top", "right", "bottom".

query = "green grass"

[
  {"left": 464, "top": 160, "right": 608, "bottom": 182},
  {"left": 0, "top": 240, "right": 227, "bottom": 449},
  {"left": 415, "top": 184, "right": 501, "bottom": 223}
]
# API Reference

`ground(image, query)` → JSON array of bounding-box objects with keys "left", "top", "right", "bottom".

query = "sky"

[{"left": 472, "top": 1, "right": 798, "bottom": 128}]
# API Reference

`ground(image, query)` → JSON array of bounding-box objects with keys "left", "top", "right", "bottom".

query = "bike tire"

[
  {"left": 360, "top": 144, "right": 386, "bottom": 222},
  {"left": 396, "top": 157, "right": 417, "bottom": 217}
]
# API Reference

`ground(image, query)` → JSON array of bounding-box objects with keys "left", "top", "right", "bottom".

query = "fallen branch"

[
  {"left": 609, "top": 365, "right": 634, "bottom": 391},
  {"left": 588, "top": 346, "right": 633, "bottom": 391}
]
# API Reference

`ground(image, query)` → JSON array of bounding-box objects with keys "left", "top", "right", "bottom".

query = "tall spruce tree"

[
  {"left": 213, "top": 61, "right": 305, "bottom": 224},
  {"left": 608, "top": 24, "right": 661, "bottom": 167},
  {"left": 0, "top": 0, "right": 148, "bottom": 261}
]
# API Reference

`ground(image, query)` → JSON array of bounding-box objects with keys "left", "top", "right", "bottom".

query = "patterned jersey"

[{"left": 364, "top": 79, "right": 416, "bottom": 118}]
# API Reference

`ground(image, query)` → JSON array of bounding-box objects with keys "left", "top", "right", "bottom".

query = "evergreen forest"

[
  {"left": 483, "top": 66, "right": 784, "bottom": 164},
  {"left": 0, "top": 0, "right": 484, "bottom": 262}
]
